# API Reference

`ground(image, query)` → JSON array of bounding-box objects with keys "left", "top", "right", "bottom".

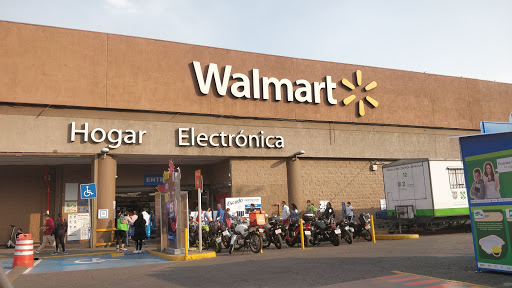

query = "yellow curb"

[
  {"left": 38, "top": 251, "right": 118, "bottom": 259},
  {"left": 374, "top": 231, "right": 389, "bottom": 235},
  {"left": 111, "top": 252, "right": 124, "bottom": 257},
  {"left": 147, "top": 250, "right": 216, "bottom": 261},
  {"left": 392, "top": 271, "right": 493, "bottom": 288},
  {"left": 375, "top": 234, "right": 419, "bottom": 240}
]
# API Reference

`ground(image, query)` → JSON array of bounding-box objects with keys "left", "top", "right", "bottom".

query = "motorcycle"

[
  {"left": 263, "top": 215, "right": 283, "bottom": 249},
  {"left": 284, "top": 216, "right": 311, "bottom": 247},
  {"left": 229, "top": 219, "right": 262, "bottom": 254},
  {"left": 336, "top": 219, "right": 354, "bottom": 244},
  {"left": 309, "top": 215, "right": 340, "bottom": 246},
  {"left": 207, "top": 222, "right": 223, "bottom": 253},
  {"left": 349, "top": 213, "right": 373, "bottom": 241}
]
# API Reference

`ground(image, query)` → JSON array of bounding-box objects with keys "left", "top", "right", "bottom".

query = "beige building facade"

[{"left": 1, "top": 21, "right": 511, "bottom": 245}]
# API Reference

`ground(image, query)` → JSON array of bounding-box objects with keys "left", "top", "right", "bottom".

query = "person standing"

[
  {"left": 281, "top": 201, "right": 290, "bottom": 220},
  {"left": 346, "top": 202, "right": 355, "bottom": 222},
  {"left": 35, "top": 213, "right": 54, "bottom": 254},
  {"left": 203, "top": 207, "right": 212, "bottom": 225},
  {"left": 53, "top": 213, "right": 68, "bottom": 255},
  {"left": 323, "top": 202, "right": 335, "bottom": 220},
  {"left": 216, "top": 203, "right": 224, "bottom": 225},
  {"left": 132, "top": 215, "right": 147, "bottom": 253},
  {"left": 471, "top": 168, "right": 486, "bottom": 200},
  {"left": 115, "top": 211, "right": 129, "bottom": 251},
  {"left": 306, "top": 200, "right": 316, "bottom": 214}
]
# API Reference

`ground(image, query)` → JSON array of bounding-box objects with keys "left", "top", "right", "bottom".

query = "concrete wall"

[
  {"left": 0, "top": 106, "right": 467, "bottom": 160},
  {"left": 300, "top": 159, "right": 385, "bottom": 218},
  {"left": 1, "top": 21, "right": 511, "bottom": 130},
  {"left": 0, "top": 166, "right": 48, "bottom": 244},
  {"left": 231, "top": 159, "right": 288, "bottom": 214}
]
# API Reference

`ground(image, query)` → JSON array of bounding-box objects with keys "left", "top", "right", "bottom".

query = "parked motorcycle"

[
  {"left": 309, "top": 215, "right": 340, "bottom": 246},
  {"left": 284, "top": 216, "right": 310, "bottom": 247},
  {"left": 336, "top": 219, "right": 354, "bottom": 244},
  {"left": 349, "top": 213, "right": 373, "bottom": 241},
  {"left": 207, "top": 222, "right": 223, "bottom": 253},
  {"left": 229, "top": 219, "right": 262, "bottom": 254},
  {"left": 263, "top": 215, "right": 283, "bottom": 249}
]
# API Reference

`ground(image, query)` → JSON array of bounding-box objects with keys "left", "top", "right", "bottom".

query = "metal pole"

[
  {"left": 198, "top": 187, "right": 202, "bottom": 253},
  {"left": 89, "top": 199, "right": 93, "bottom": 251},
  {"left": 184, "top": 227, "right": 189, "bottom": 260},
  {"left": 300, "top": 218, "right": 305, "bottom": 250},
  {"left": 371, "top": 215, "right": 376, "bottom": 243}
]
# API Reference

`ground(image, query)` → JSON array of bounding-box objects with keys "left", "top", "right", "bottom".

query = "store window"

[{"left": 448, "top": 168, "right": 466, "bottom": 189}]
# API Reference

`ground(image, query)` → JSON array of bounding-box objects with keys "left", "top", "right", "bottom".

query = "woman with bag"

[
  {"left": 132, "top": 215, "right": 147, "bottom": 253},
  {"left": 53, "top": 213, "right": 68, "bottom": 255}
]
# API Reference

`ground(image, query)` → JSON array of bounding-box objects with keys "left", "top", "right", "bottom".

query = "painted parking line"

[
  {"left": 318, "top": 272, "right": 489, "bottom": 288},
  {"left": 28, "top": 252, "right": 169, "bottom": 274},
  {"left": 1, "top": 260, "right": 13, "bottom": 274}
]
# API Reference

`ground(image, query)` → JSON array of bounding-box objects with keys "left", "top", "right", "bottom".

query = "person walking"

[
  {"left": 346, "top": 202, "right": 355, "bottom": 222},
  {"left": 323, "top": 202, "right": 335, "bottom": 220},
  {"left": 115, "top": 211, "right": 129, "bottom": 251},
  {"left": 290, "top": 203, "right": 299, "bottom": 218},
  {"left": 53, "top": 213, "right": 68, "bottom": 255},
  {"left": 132, "top": 215, "right": 147, "bottom": 253},
  {"left": 35, "top": 213, "right": 54, "bottom": 254},
  {"left": 203, "top": 207, "right": 212, "bottom": 225}
]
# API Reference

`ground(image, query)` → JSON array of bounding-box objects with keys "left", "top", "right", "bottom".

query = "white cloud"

[{"left": 104, "top": 0, "right": 138, "bottom": 14}]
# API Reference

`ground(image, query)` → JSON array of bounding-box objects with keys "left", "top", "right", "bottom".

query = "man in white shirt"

[
  {"left": 346, "top": 202, "right": 354, "bottom": 222},
  {"left": 281, "top": 201, "right": 290, "bottom": 220}
]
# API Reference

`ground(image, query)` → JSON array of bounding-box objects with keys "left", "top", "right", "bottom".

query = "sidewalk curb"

[
  {"left": 375, "top": 234, "right": 419, "bottom": 240},
  {"left": 37, "top": 251, "right": 119, "bottom": 260},
  {"left": 147, "top": 250, "right": 216, "bottom": 261}
]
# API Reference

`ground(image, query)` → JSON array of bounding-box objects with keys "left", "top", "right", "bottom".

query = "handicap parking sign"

[{"left": 80, "top": 183, "right": 97, "bottom": 199}]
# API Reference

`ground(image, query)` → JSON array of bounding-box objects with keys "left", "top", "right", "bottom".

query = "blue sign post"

[
  {"left": 80, "top": 184, "right": 97, "bottom": 199},
  {"left": 80, "top": 183, "right": 97, "bottom": 251}
]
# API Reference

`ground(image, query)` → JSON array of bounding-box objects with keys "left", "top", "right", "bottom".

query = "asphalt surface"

[{"left": 11, "top": 234, "right": 512, "bottom": 288}]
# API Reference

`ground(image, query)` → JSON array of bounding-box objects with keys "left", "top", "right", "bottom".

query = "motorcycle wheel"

[
  {"left": 343, "top": 232, "right": 353, "bottom": 244},
  {"left": 274, "top": 234, "right": 282, "bottom": 249},
  {"left": 214, "top": 241, "right": 222, "bottom": 253},
  {"left": 263, "top": 231, "right": 271, "bottom": 248},
  {"left": 249, "top": 233, "right": 262, "bottom": 253},
  {"left": 229, "top": 236, "right": 237, "bottom": 254},
  {"left": 195, "top": 239, "right": 206, "bottom": 250},
  {"left": 286, "top": 238, "right": 295, "bottom": 247},
  {"left": 330, "top": 234, "right": 340, "bottom": 246},
  {"left": 363, "top": 229, "right": 373, "bottom": 242},
  {"left": 222, "top": 235, "right": 230, "bottom": 249}
]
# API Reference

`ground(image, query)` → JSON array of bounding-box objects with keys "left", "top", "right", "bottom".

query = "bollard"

[
  {"left": 184, "top": 228, "right": 189, "bottom": 260},
  {"left": 371, "top": 215, "right": 376, "bottom": 243},
  {"left": 300, "top": 219, "right": 305, "bottom": 250},
  {"left": 12, "top": 234, "right": 34, "bottom": 268}
]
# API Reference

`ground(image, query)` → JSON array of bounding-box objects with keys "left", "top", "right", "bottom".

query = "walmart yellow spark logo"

[{"left": 341, "top": 70, "right": 378, "bottom": 117}]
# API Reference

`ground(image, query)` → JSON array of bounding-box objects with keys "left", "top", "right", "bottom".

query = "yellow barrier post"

[
  {"left": 371, "top": 215, "right": 376, "bottom": 243},
  {"left": 300, "top": 219, "right": 305, "bottom": 250},
  {"left": 184, "top": 228, "right": 189, "bottom": 260}
]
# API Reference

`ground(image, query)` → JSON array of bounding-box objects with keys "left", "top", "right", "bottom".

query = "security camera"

[{"left": 101, "top": 147, "right": 110, "bottom": 153}]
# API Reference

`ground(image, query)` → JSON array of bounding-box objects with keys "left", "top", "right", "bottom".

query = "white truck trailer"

[{"left": 383, "top": 159, "right": 470, "bottom": 225}]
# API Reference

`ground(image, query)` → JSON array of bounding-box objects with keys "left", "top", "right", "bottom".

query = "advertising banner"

[
  {"left": 67, "top": 213, "right": 90, "bottom": 241},
  {"left": 459, "top": 131, "right": 512, "bottom": 273},
  {"left": 225, "top": 197, "right": 261, "bottom": 218}
]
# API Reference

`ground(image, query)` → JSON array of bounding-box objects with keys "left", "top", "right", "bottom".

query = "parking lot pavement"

[
  {"left": 26, "top": 251, "right": 169, "bottom": 274},
  {"left": 12, "top": 234, "right": 512, "bottom": 288}
]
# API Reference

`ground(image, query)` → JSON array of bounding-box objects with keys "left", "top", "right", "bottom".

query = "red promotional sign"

[{"left": 195, "top": 169, "right": 201, "bottom": 189}]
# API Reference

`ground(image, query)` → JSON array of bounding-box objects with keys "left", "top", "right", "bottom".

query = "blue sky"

[{"left": 1, "top": 0, "right": 511, "bottom": 83}]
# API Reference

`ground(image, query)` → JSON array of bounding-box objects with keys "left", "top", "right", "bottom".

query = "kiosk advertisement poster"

[
  {"left": 164, "top": 168, "right": 177, "bottom": 243},
  {"left": 460, "top": 131, "right": 512, "bottom": 273},
  {"left": 67, "top": 213, "right": 90, "bottom": 241},
  {"left": 225, "top": 197, "right": 261, "bottom": 218}
]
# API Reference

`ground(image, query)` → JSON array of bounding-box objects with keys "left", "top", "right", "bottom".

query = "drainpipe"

[{"left": 44, "top": 167, "right": 50, "bottom": 214}]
